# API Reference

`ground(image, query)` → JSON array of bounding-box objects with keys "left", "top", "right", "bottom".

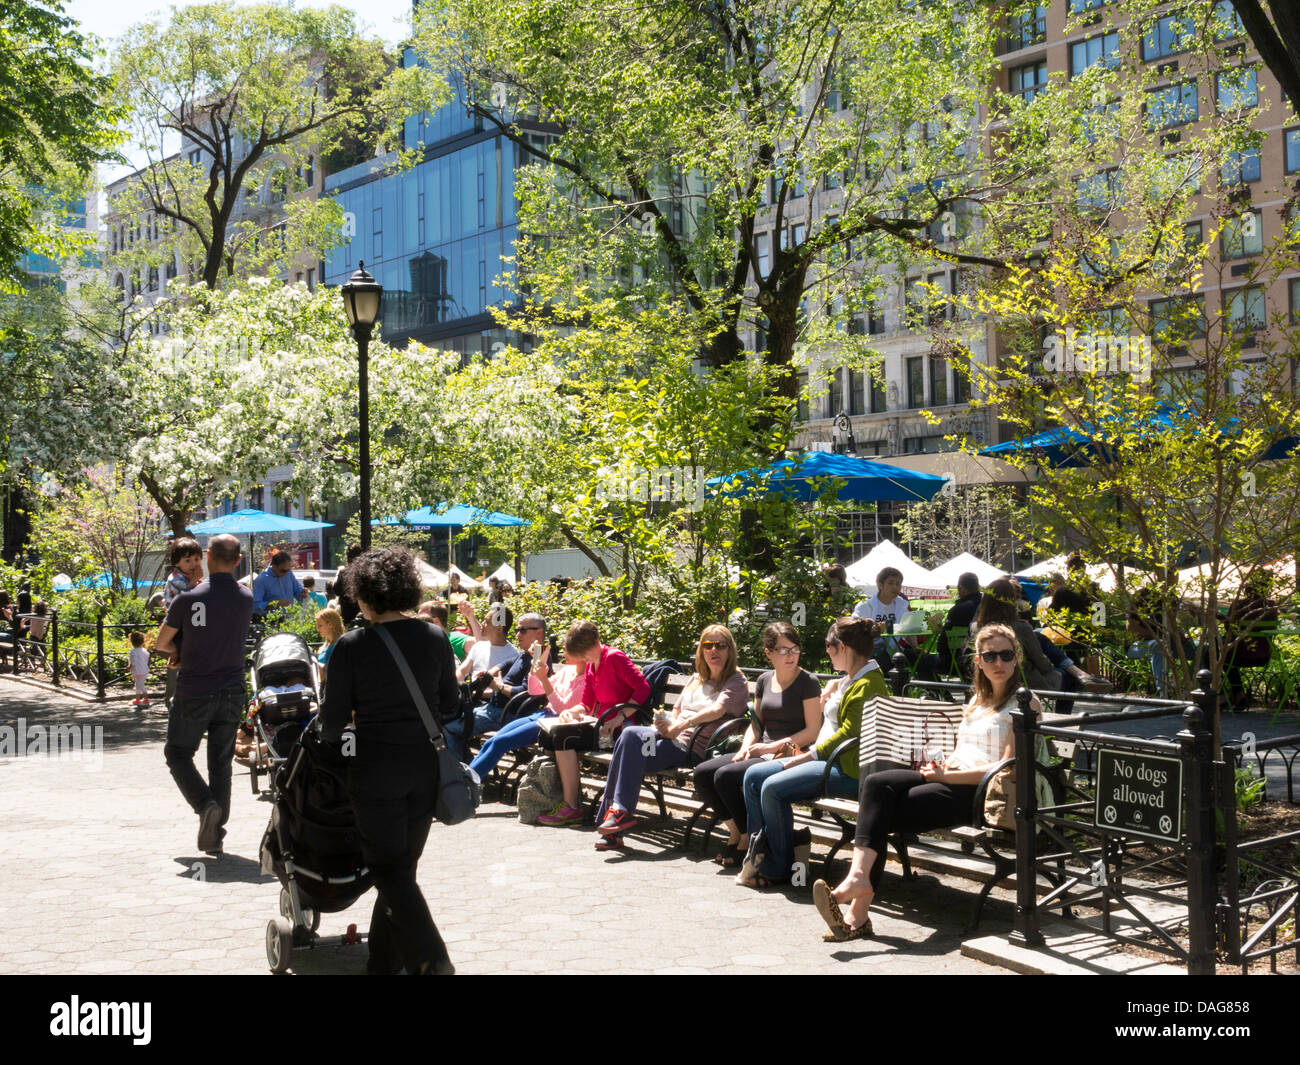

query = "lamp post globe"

[{"left": 340, "top": 261, "right": 383, "bottom": 551}]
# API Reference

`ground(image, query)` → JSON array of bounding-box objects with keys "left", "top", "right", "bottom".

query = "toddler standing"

[{"left": 129, "top": 631, "right": 150, "bottom": 708}]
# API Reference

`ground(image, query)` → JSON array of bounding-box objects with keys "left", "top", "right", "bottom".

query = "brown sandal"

[{"left": 821, "top": 916, "right": 873, "bottom": 942}]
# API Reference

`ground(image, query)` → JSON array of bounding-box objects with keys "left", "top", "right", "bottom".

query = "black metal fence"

[{"left": 3, "top": 610, "right": 169, "bottom": 700}]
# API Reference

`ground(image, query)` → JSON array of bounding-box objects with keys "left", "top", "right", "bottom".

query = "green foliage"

[
  {"left": 109, "top": 1, "right": 434, "bottom": 288},
  {"left": 0, "top": 0, "right": 120, "bottom": 289},
  {"left": 1235, "top": 766, "right": 1267, "bottom": 814},
  {"left": 260, "top": 600, "right": 325, "bottom": 644}
]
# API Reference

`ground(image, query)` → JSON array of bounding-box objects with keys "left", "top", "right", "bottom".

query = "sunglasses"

[
  {"left": 518, "top": 625, "right": 544, "bottom": 631},
  {"left": 700, "top": 641, "right": 728, "bottom": 651},
  {"left": 769, "top": 646, "right": 800, "bottom": 657},
  {"left": 978, "top": 649, "right": 1017, "bottom": 663}
]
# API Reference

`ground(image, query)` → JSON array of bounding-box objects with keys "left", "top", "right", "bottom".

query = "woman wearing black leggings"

[
  {"left": 812, "top": 622, "right": 1042, "bottom": 942},
  {"left": 320, "top": 547, "right": 461, "bottom": 974}
]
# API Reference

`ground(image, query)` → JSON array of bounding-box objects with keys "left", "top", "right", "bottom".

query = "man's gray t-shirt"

[{"left": 164, "top": 572, "right": 254, "bottom": 699}]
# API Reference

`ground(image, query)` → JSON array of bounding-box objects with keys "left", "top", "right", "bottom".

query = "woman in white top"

[{"left": 812, "top": 623, "right": 1042, "bottom": 942}]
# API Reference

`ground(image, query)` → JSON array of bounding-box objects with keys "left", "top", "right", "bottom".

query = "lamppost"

[
  {"left": 340, "top": 261, "right": 383, "bottom": 551},
  {"left": 831, "top": 410, "right": 857, "bottom": 455}
]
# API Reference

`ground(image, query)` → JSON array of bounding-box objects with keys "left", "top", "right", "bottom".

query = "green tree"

[
  {"left": 0, "top": 0, "right": 119, "bottom": 289},
  {"left": 109, "top": 1, "right": 435, "bottom": 288}
]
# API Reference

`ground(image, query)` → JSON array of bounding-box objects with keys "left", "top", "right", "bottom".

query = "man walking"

[{"left": 154, "top": 534, "right": 254, "bottom": 856}]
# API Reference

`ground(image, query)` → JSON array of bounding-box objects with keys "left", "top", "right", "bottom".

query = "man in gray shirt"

[{"left": 155, "top": 533, "right": 254, "bottom": 855}]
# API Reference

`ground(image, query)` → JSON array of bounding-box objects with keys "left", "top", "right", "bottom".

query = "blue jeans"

[
  {"left": 1128, "top": 639, "right": 1168, "bottom": 696},
  {"left": 743, "top": 758, "right": 857, "bottom": 880},
  {"left": 164, "top": 685, "right": 245, "bottom": 822},
  {"left": 443, "top": 702, "right": 504, "bottom": 761},
  {"left": 468, "top": 711, "right": 546, "bottom": 778}
]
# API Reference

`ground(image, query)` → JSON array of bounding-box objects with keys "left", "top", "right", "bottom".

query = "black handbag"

[
  {"left": 536, "top": 717, "right": 598, "bottom": 752},
  {"left": 373, "top": 625, "right": 480, "bottom": 826}
]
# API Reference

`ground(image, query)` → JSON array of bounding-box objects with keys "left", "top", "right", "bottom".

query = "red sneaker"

[
  {"left": 594, "top": 835, "right": 625, "bottom": 851},
  {"left": 597, "top": 809, "right": 638, "bottom": 836}
]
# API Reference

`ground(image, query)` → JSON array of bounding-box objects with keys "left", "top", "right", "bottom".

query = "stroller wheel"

[
  {"left": 266, "top": 917, "right": 293, "bottom": 974},
  {"left": 280, "top": 887, "right": 321, "bottom": 933}
]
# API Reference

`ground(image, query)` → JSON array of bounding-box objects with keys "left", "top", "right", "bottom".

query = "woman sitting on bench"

[
  {"left": 592, "top": 625, "right": 748, "bottom": 850},
  {"left": 812, "top": 622, "right": 1042, "bottom": 942},
  {"left": 736, "top": 616, "right": 886, "bottom": 888}
]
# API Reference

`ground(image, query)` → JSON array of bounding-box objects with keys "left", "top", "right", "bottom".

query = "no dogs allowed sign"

[{"left": 1094, "top": 749, "right": 1183, "bottom": 842}]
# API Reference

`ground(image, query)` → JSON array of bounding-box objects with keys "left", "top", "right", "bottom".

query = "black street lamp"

[
  {"left": 832, "top": 410, "right": 857, "bottom": 455},
  {"left": 340, "top": 261, "right": 383, "bottom": 551}
]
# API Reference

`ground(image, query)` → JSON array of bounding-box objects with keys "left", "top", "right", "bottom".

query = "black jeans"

[
  {"left": 164, "top": 685, "right": 244, "bottom": 821},
  {"left": 693, "top": 754, "right": 766, "bottom": 828},
  {"left": 348, "top": 742, "right": 450, "bottom": 974},
  {"left": 853, "top": 769, "right": 978, "bottom": 890}
]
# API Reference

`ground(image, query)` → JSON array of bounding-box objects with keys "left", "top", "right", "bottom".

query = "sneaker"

[
  {"left": 597, "top": 809, "right": 638, "bottom": 837},
  {"left": 594, "top": 835, "right": 625, "bottom": 851},
  {"left": 537, "top": 804, "right": 583, "bottom": 827},
  {"left": 131, "top": 697, "right": 141, "bottom": 707},
  {"left": 139, "top": 698, "right": 150, "bottom": 708},
  {"left": 197, "top": 802, "right": 223, "bottom": 853}
]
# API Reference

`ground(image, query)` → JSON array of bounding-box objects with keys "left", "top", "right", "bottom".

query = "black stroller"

[
  {"left": 259, "top": 718, "right": 372, "bottom": 973},
  {"left": 248, "top": 633, "right": 320, "bottom": 794}
]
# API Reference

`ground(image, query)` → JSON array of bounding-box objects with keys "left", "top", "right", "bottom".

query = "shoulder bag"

[{"left": 372, "top": 624, "right": 480, "bottom": 826}]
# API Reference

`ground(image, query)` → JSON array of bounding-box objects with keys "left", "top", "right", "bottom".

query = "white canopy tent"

[
  {"left": 928, "top": 552, "right": 1007, "bottom": 588},
  {"left": 415, "top": 559, "right": 448, "bottom": 590},
  {"left": 844, "top": 539, "right": 948, "bottom": 596},
  {"left": 1015, "top": 555, "right": 1126, "bottom": 594},
  {"left": 488, "top": 563, "right": 517, "bottom": 586},
  {"left": 445, "top": 564, "right": 482, "bottom": 590}
]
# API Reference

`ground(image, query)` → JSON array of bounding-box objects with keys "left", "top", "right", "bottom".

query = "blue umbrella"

[
  {"left": 73, "top": 572, "right": 163, "bottom": 590},
  {"left": 706, "top": 451, "right": 950, "bottom": 503},
  {"left": 188, "top": 509, "right": 333, "bottom": 534},
  {"left": 376, "top": 503, "right": 531, "bottom": 528},
  {"left": 981, "top": 404, "right": 1300, "bottom": 467}
]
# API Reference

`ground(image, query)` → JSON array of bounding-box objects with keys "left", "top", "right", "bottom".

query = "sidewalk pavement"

[{"left": 0, "top": 679, "right": 1001, "bottom": 975}]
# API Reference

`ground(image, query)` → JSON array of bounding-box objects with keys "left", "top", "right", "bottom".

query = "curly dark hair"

[{"left": 345, "top": 546, "right": 422, "bottom": 615}]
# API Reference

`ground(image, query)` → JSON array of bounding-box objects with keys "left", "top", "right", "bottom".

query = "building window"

[
  {"left": 796, "top": 370, "right": 809, "bottom": 421},
  {"left": 906, "top": 356, "right": 924, "bottom": 409},
  {"left": 848, "top": 370, "right": 865, "bottom": 416},
  {"left": 1142, "top": 14, "right": 1196, "bottom": 61},
  {"left": 1010, "top": 4, "right": 1046, "bottom": 48},
  {"left": 1075, "top": 169, "right": 1121, "bottom": 210},
  {"left": 1010, "top": 60, "right": 1048, "bottom": 103},
  {"left": 1213, "top": 0, "right": 1245, "bottom": 40},
  {"left": 306, "top": 267, "right": 315, "bottom": 290},
  {"left": 1286, "top": 130, "right": 1300, "bottom": 173},
  {"left": 1145, "top": 81, "right": 1199, "bottom": 129},
  {"left": 756, "top": 232, "right": 770, "bottom": 278},
  {"left": 1150, "top": 294, "right": 1206, "bottom": 345},
  {"left": 1221, "top": 147, "right": 1261, "bottom": 186},
  {"left": 930, "top": 355, "right": 948, "bottom": 406},
  {"left": 188, "top": 148, "right": 202, "bottom": 167},
  {"left": 827, "top": 368, "right": 844, "bottom": 417},
  {"left": 952, "top": 354, "right": 971, "bottom": 404},
  {"left": 1069, "top": 0, "right": 1113, "bottom": 13},
  {"left": 1290, "top": 279, "right": 1300, "bottom": 325},
  {"left": 1216, "top": 68, "right": 1259, "bottom": 112},
  {"left": 1221, "top": 209, "right": 1263, "bottom": 259},
  {"left": 868, "top": 304, "right": 885, "bottom": 335},
  {"left": 372, "top": 207, "right": 382, "bottom": 259},
  {"left": 1225, "top": 285, "right": 1265, "bottom": 335},
  {"left": 1070, "top": 32, "right": 1120, "bottom": 77},
  {"left": 869, "top": 363, "right": 887, "bottom": 412}
]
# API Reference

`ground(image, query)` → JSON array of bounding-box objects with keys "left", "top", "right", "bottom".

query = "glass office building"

[{"left": 323, "top": 51, "right": 526, "bottom": 355}]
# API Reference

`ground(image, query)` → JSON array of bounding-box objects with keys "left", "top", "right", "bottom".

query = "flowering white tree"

[{"left": 121, "top": 279, "right": 457, "bottom": 534}]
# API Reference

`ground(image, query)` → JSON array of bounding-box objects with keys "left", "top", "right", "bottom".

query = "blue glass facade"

[{"left": 323, "top": 54, "right": 525, "bottom": 353}]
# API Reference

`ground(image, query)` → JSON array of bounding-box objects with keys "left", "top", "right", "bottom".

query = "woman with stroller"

[
  {"left": 812, "top": 623, "right": 1043, "bottom": 941},
  {"left": 319, "top": 546, "right": 460, "bottom": 975}
]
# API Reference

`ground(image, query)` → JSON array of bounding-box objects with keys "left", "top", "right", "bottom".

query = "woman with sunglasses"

[
  {"left": 736, "top": 617, "right": 887, "bottom": 888},
  {"left": 812, "top": 623, "right": 1042, "bottom": 941},
  {"left": 692, "top": 622, "right": 823, "bottom": 867},
  {"left": 593, "top": 625, "right": 749, "bottom": 849}
]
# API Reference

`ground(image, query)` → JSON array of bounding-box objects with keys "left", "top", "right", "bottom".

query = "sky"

[
  {"left": 65, "top": 0, "right": 417, "bottom": 49},
  {"left": 65, "top": 0, "right": 419, "bottom": 184}
]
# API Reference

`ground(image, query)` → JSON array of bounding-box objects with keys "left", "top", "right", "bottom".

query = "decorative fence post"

[
  {"left": 1179, "top": 705, "right": 1217, "bottom": 976},
  {"left": 1010, "top": 687, "right": 1043, "bottom": 946},
  {"left": 95, "top": 610, "right": 107, "bottom": 702},
  {"left": 50, "top": 610, "right": 60, "bottom": 686},
  {"left": 888, "top": 651, "right": 910, "bottom": 696}
]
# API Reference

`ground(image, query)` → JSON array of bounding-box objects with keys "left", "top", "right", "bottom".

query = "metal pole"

[
  {"left": 95, "top": 610, "right": 106, "bottom": 702},
  {"left": 1009, "top": 687, "right": 1044, "bottom": 946},
  {"left": 356, "top": 322, "right": 372, "bottom": 552},
  {"left": 50, "top": 609, "right": 60, "bottom": 686},
  {"left": 1179, "top": 705, "right": 1217, "bottom": 976}
]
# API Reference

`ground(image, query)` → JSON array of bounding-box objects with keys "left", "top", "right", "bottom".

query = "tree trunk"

[{"left": 559, "top": 522, "right": 611, "bottom": 577}]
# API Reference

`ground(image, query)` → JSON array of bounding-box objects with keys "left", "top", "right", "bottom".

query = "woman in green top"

[{"left": 736, "top": 617, "right": 888, "bottom": 887}]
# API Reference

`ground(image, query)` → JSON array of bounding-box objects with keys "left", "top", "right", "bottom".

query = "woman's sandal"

[
  {"left": 713, "top": 843, "right": 744, "bottom": 867},
  {"left": 813, "top": 878, "right": 872, "bottom": 941}
]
